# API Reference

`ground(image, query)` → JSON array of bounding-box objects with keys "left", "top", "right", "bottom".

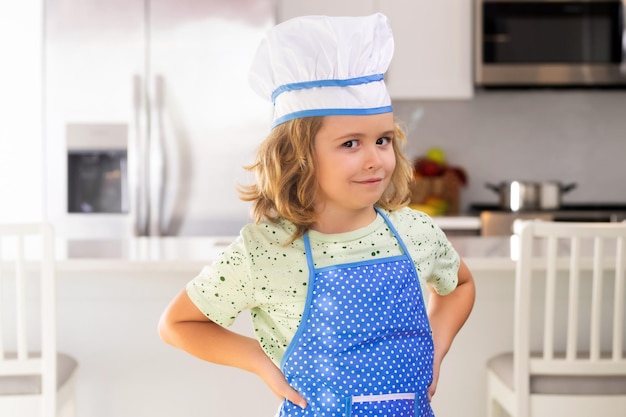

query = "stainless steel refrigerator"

[{"left": 44, "top": 0, "right": 275, "bottom": 238}]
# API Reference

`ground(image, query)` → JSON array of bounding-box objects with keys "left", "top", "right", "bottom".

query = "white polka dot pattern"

[{"left": 279, "top": 255, "right": 434, "bottom": 417}]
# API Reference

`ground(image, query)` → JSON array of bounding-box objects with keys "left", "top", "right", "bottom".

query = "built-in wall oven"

[{"left": 475, "top": 0, "right": 626, "bottom": 86}]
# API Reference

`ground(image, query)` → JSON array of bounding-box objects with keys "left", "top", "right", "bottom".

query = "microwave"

[{"left": 475, "top": 0, "right": 626, "bottom": 86}]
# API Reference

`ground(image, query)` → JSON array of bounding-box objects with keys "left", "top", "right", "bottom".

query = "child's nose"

[{"left": 364, "top": 146, "right": 382, "bottom": 169}]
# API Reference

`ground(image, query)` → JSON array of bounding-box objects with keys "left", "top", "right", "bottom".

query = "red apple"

[{"left": 416, "top": 159, "right": 443, "bottom": 177}]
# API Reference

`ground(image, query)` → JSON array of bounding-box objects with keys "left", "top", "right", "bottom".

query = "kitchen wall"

[
  {"left": 0, "top": 2, "right": 44, "bottom": 223},
  {"left": 393, "top": 90, "right": 626, "bottom": 212}
]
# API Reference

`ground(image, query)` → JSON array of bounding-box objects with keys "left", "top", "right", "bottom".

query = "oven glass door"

[{"left": 482, "top": 1, "right": 624, "bottom": 64}]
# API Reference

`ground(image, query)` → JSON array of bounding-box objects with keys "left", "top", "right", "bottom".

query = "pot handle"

[
  {"left": 485, "top": 182, "right": 502, "bottom": 193},
  {"left": 560, "top": 183, "right": 577, "bottom": 194}
]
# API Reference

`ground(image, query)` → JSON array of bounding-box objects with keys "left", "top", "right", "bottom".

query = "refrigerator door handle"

[
  {"left": 148, "top": 74, "right": 166, "bottom": 236},
  {"left": 130, "top": 74, "right": 149, "bottom": 236}
]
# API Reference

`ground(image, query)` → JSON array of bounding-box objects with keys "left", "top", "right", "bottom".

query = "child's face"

[{"left": 313, "top": 113, "right": 396, "bottom": 214}]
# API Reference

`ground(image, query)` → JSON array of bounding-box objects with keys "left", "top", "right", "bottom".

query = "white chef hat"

[{"left": 249, "top": 13, "right": 394, "bottom": 128}]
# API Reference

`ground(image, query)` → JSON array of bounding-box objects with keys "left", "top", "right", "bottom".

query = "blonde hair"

[{"left": 239, "top": 116, "right": 413, "bottom": 242}]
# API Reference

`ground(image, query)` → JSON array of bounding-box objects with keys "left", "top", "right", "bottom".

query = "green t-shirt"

[{"left": 186, "top": 207, "right": 460, "bottom": 366}]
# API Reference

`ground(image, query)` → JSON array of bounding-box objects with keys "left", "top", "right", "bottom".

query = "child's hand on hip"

[{"left": 257, "top": 355, "right": 307, "bottom": 409}]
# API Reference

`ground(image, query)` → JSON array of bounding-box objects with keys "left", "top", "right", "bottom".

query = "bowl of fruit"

[{"left": 409, "top": 147, "right": 468, "bottom": 216}]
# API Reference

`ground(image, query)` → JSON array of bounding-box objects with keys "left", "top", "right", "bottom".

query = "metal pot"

[
  {"left": 538, "top": 181, "right": 577, "bottom": 210},
  {"left": 486, "top": 181, "right": 577, "bottom": 211},
  {"left": 485, "top": 181, "right": 541, "bottom": 211}
]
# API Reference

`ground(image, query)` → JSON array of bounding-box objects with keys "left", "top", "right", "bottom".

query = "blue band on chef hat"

[
  {"left": 272, "top": 105, "right": 393, "bottom": 128},
  {"left": 271, "top": 74, "right": 385, "bottom": 104}
]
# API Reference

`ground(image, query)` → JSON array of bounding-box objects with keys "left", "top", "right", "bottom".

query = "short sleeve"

[
  {"left": 423, "top": 219, "right": 460, "bottom": 295},
  {"left": 186, "top": 236, "right": 255, "bottom": 327},
  {"left": 390, "top": 207, "right": 460, "bottom": 296}
]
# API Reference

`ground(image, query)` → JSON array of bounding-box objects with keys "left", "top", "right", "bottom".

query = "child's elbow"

[{"left": 158, "top": 311, "right": 178, "bottom": 346}]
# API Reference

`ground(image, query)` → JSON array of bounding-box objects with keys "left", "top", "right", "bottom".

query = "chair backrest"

[
  {"left": 513, "top": 221, "right": 626, "bottom": 411},
  {"left": 0, "top": 223, "right": 57, "bottom": 416}
]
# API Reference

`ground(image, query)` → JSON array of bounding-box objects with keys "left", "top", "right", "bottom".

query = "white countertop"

[
  {"left": 47, "top": 235, "right": 512, "bottom": 273},
  {"left": 53, "top": 215, "right": 483, "bottom": 271},
  {"left": 432, "top": 215, "right": 482, "bottom": 230},
  {"left": 6, "top": 230, "right": 616, "bottom": 274}
]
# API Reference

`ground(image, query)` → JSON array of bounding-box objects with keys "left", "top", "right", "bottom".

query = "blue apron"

[{"left": 279, "top": 209, "right": 435, "bottom": 417}]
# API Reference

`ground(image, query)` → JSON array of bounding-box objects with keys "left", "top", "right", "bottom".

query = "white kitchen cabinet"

[
  {"left": 277, "top": 0, "right": 375, "bottom": 21},
  {"left": 276, "top": 0, "right": 473, "bottom": 99},
  {"left": 378, "top": 0, "right": 473, "bottom": 99}
]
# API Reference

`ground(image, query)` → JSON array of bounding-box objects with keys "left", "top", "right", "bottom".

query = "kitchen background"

[{"left": 2, "top": 1, "right": 625, "bottom": 231}]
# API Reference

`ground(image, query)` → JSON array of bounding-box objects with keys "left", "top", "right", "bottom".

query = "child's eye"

[
  {"left": 342, "top": 140, "right": 358, "bottom": 148},
  {"left": 377, "top": 137, "right": 391, "bottom": 145}
]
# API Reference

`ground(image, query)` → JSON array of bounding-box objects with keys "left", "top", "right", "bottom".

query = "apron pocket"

[
  {"left": 348, "top": 392, "right": 429, "bottom": 417},
  {"left": 279, "top": 381, "right": 346, "bottom": 417}
]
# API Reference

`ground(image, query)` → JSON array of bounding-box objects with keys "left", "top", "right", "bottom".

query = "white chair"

[
  {"left": 0, "top": 223, "right": 78, "bottom": 417},
  {"left": 486, "top": 221, "right": 626, "bottom": 417}
]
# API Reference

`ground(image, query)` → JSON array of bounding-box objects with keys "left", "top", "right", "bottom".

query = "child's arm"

[
  {"left": 158, "top": 289, "right": 307, "bottom": 409},
  {"left": 426, "top": 259, "right": 475, "bottom": 400}
]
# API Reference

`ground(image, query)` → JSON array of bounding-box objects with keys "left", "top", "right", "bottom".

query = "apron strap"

[
  {"left": 303, "top": 232, "right": 315, "bottom": 273},
  {"left": 374, "top": 207, "right": 412, "bottom": 258}
]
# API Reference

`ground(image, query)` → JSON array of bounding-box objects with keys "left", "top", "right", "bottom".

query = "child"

[{"left": 159, "top": 13, "right": 475, "bottom": 417}]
